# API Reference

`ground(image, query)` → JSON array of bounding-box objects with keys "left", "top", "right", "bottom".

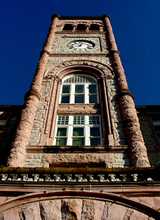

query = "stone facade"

[
  {"left": 0, "top": 16, "right": 160, "bottom": 219},
  {"left": 0, "top": 198, "right": 156, "bottom": 220},
  {"left": 25, "top": 152, "right": 129, "bottom": 168},
  {"left": 25, "top": 18, "right": 129, "bottom": 168}
]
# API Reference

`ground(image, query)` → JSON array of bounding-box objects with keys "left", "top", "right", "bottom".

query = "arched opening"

[
  {"left": 60, "top": 74, "right": 98, "bottom": 104},
  {"left": 76, "top": 24, "right": 87, "bottom": 31},
  {"left": 55, "top": 73, "right": 102, "bottom": 147},
  {"left": 90, "top": 24, "right": 100, "bottom": 31},
  {"left": 0, "top": 191, "right": 159, "bottom": 219},
  {"left": 47, "top": 64, "right": 114, "bottom": 148},
  {"left": 63, "top": 24, "right": 74, "bottom": 31}
]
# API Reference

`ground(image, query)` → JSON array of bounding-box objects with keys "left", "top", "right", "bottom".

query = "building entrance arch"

[{"left": 0, "top": 190, "right": 159, "bottom": 219}]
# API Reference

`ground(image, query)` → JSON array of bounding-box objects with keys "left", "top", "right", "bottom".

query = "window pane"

[
  {"left": 89, "top": 95, "right": 97, "bottom": 103},
  {"left": 90, "top": 127, "right": 100, "bottom": 136},
  {"left": 73, "top": 138, "right": 84, "bottom": 146},
  {"left": 89, "top": 84, "right": 96, "bottom": 93},
  {"left": 56, "top": 138, "right": 67, "bottom": 146},
  {"left": 64, "top": 75, "right": 96, "bottom": 83},
  {"left": 74, "top": 115, "right": 85, "bottom": 125},
  {"left": 57, "top": 128, "right": 67, "bottom": 136},
  {"left": 154, "top": 125, "right": 160, "bottom": 131},
  {"left": 90, "top": 138, "right": 100, "bottom": 146},
  {"left": 58, "top": 116, "right": 69, "bottom": 125},
  {"left": 73, "top": 127, "right": 84, "bottom": 136},
  {"left": 89, "top": 116, "right": 100, "bottom": 125},
  {"left": 75, "top": 85, "right": 84, "bottom": 93},
  {"left": 61, "top": 95, "right": 70, "bottom": 103},
  {"left": 62, "top": 85, "right": 70, "bottom": 93},
  {"left": 75, "top": 95, "right": 84, "bottom": 103}
]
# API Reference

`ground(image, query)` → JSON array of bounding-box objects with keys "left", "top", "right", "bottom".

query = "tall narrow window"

[
  {"left": 61, "top": 85, "right": 70, "bottom": 104},
  {"left": 75, "top": 84, "right": 85, "bottom": 103},
  {"left": 63, "top": 24, "right": 73, "bottom": 31},
  {"left": 76, "top": 24, "right": 87, "bottom": 31},
  {"left": 89, "top": 84, "right": 97, "bottom": 103},
  {"left": 89, "top": 24, "right": 99, "bottom": 31},
  {"left": 89, "top": 116, "right": 101, "bottom": 145},
  {"left": 55, "top": 116, "right": 69, "bottom": 146}
]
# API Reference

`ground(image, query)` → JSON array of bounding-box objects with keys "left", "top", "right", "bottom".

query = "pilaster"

[
  {"left": 7, "top": 16, "right": 59, "bottom": 167},
  {"left": 101, "top": 76, "right": 115, "bottom": 146},
  {"left": 104, "top": 16, "right": 150, "bottom": 167}
]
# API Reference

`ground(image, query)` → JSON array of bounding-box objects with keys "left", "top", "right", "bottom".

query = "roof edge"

[{"left": 52, "top": 14, "right": 109, "bottom": 20}]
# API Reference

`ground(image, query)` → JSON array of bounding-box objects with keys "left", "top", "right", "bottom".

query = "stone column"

[
  {"left": 8, "top": 16, "right": 59, "bottom": 167},
  {"left": 101, "top": 77, "right": 114, "bottom": 146},
  {"left": 104, "top": 16, "right": 150, "bottom": 167},
  {"left": 43, "top": 76, "right": 61, "bottom": 145}
]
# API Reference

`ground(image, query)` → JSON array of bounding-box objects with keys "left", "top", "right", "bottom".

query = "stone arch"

[
  {"left": 44, "top": 59, "right": 114, "bottom": 80},
  {"left": 0, "top": 191, "right": 159, "bottom": 219}
]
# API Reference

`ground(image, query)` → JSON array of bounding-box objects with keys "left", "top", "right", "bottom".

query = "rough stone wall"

[
  {"left": 29, "top": 80, "right": 52, "bottom": 145},
  {"left": 25, "top": 152, "right": 129, "bottom": 167},
  {"left": 28, "top": 31, "right": 126, "bottom": 147},
  {"left": 27, "top": 33, "right": 127, "bottom": 167},
  {"left": 0, "top": 198, "right": 155, "bottom": 220},
  {"left": 107, "top": 77, "right": 127, "bottom": 146}
]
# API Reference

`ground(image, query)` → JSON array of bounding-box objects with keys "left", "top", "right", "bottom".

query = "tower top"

[{"left": 51, "top": 14, "right": 110, "bottom": 20}]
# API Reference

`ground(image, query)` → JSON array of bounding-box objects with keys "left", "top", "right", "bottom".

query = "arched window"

[
  {"left": 90, "top": 24, "right": 100, "bottom": 31},
  {"left": 76, "top": 24, "right": 87, "bottom": 31},
  {"left": 60, "top": 74, "right": 98, "bottom": 104},
  {"left": 54, "top": 74, "right": 102, "bottom": 147},
  {"left": 63, "top": 24, "right": 74, "bottom": 31}
]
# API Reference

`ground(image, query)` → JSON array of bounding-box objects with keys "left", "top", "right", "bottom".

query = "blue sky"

[{"left": 0, "top": 0, "right": 159, "bottom": 105}]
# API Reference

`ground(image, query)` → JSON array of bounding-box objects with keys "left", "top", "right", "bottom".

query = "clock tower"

[
  {"left": 0, "top": 16, "right": 160, "bottom": 220},
  {"left": 8, "top": 15, "right": 150, "bottom": 168}
]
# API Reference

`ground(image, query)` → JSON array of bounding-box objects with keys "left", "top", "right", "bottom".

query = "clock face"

[{"left": 67, "top": 40, "right": 95, "bottom": 52}]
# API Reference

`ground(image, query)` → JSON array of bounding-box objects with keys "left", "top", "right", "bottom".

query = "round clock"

[{"left": 67, "top": 40, "right": 95, "bottom": 51}]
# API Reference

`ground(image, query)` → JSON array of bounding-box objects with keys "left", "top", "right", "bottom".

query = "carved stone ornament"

[{"left": 44, "top": 59, "right": 114, "bottom": 80}]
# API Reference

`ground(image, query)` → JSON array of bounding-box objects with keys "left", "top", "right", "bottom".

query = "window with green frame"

[{"left": 55, "top": 115, "right": 101, "bottom": 146}]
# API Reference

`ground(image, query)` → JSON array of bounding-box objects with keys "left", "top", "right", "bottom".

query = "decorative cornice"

[
  {"left": 43, "top": 52, "right": 109, "bottom": 57},
  {"left": 54, "top": 15, "right": 107, "bottom": 20},
  {"left": 0, "top": 166, "right": 158, "bottom": 174},
  {"left": 55, "top": 31, "right": 106, "bottom": 35},
  {"left": 45, "top": 59, "right": 114, "bottom": 80},
  {"left": 0, "top": 167, "right": 159, "bottom": 188},
  {"left": 43, "top": 74, "right": 61, "bottom": 81}
]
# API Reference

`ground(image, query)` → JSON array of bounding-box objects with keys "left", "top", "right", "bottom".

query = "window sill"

[
  {"left": 58, "top": 104, "right": 100, "bottom": 114},
  {"left": 27, "top": 145, "right": 128, "bottom": 153}
]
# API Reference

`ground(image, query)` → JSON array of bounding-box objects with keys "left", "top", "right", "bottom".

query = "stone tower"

[
  {"left": 8, "top": 15, "right": 150, "bottom": 168},
  {"left": 0, "top": 16, "right": 160, "bottom": 220}
]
